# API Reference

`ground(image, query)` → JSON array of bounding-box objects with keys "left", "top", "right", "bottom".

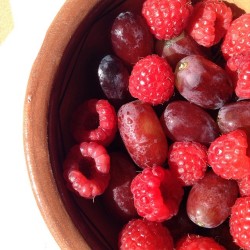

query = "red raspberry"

[
  {"left": 186, "top": 0, "right": 232, "bottom": 47},
  {"left": 208, "top": 129, "right": 250, "bottom": 180},
  {"left": 131, "top": 166, "right": 183, "bottom": 222},
  {"left": 71, "top": 99, "right": 117, "bottom": 146},
  {"left": 226, "top": 51, "right": 250, "bottom": 99},
  {"left": 238, "top": 174, "right": 250, "bottom": 197},
  {"left": 230, "top": 197, "right": 250, "bottom": 250},
  {"left": 119, "top": 218, "right": 174, "bottom": 250},
  {"left": 129, "top": 55, "right": 174, "bottom": 105},
  {"left": 63, "top": 142, "right": 110, "bottom": 199},
  {"left": 168, "top": 141, "right": 208, "bottom": 186},
  {"left": 222, "top": 13, "right": 250, "bottom": 60},
  {"left": 142, "top": 0, "right": 193, "bottom": 40},
  {"left": 176, "top": 234, "right": 226, "bottom": 250}
]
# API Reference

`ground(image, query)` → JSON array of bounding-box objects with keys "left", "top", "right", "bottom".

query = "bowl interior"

[
  {"left": 48, "top": 0, "right": 145, "bottom": 249},
  {"left": 46, "top": 0, "right": 248, "bottom": 249}
]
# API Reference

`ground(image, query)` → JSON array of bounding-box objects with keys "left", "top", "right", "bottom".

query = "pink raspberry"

[
  {"left": 222, "top": 13, "right": 250, "bottom": 60},
  {"left": 168, "top": 141, "right": 208, "bottom": 186},
  {"left": 186, "top": 0, "right": 232, "bottom": 47},
  {"left": 131, "top": 166, "right": 183, "bottom": 222},
  {"left": 129, "top": 55, "right": 174, "bottom": 105},
  {"left": 230, "top": 197, "right": 250, "bottom": 250},
  {"left": 176, "top": 234, "right": 226, "bottom": 250},
  {"left": 119, "top": 218, "right": 174, "bottom": 250},
  {"left": 71, "top": 99, "right": 117, "bottom": 146},
  {"left": 238, "top": 174, "right": 250, "bottom": 197},
  {"left": 63, "top": 142, "right": 110, "bottom": 199},
  {"left": 226, "top": 51, "right": 250, "bottom": 99},
  {"left": 208, "top": 129, "right": 250, "bottom": 180},
  {"left": 142, "top": 0, "right": 193, "bottom": 40}
]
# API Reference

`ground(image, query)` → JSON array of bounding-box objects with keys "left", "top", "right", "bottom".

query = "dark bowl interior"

[{"left": 48, "top": 0, "right": 145, "bottom": 249}]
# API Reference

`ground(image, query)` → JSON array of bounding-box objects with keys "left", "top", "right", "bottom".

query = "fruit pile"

[{"left": 63, "top": 0, "right": 250, "bottom": 249}]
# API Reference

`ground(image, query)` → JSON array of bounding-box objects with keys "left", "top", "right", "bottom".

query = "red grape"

[
  {"left": 111, "top": 11, "right": 154, "bottom": 65},
  {"left": 175, "top": 55, "right": 234, "bottom": 109},
  {"left": 186, "top": 171, "right": 238, "bottom": 228},
  {"left": 160, "top": 100, "right": 219, "bottom": 145},
  {"left": 117, "top": 100, "right": 168, "bottom": 169}
]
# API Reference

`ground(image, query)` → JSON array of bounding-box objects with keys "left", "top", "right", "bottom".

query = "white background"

[{"left": 0, "top": 1, "right": 65, "bottom": 249}]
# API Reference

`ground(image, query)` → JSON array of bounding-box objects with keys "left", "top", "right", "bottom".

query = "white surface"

[{"left": 0, "top": 1, "right": 65, "bottom": 249}]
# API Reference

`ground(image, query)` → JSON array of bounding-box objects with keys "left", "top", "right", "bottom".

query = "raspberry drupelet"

[
  {"left": 230, "top": 197, "right": 250, "bottom": 250},
  {"left": 63, "top": 142, "right": 110, "bottom": 199},
  {"left": 176, "top": 234, "right": 226, "bottom": 250},
  {"left": 168, "top": 141, "right": 208, "bottom": 186},
  {"left": 131, "top": 166, "right": 183, "bottom": 222},
  {"left": 208, "top": 129, "right": 250, "bottom": 180},
  {"left": 142, "top": 0, "right": 193, "bottom": 40},
  {"left": 71, "top": 99, "right": 117, "bottom": 146},
  {"left": 119, "top": 218, "right": 174, "bottom": 250},
  {"left": 128, "top": 55, "right": 175, "bottom": 105},
  {"left": 186, "top": 0, "right": 232, "bottom": 47}
]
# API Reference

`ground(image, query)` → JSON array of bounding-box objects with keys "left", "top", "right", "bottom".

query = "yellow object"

[{"left": 0, "top": 0, "right": 14, "bottom": 44}]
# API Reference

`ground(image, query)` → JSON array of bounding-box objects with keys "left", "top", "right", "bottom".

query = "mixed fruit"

[{"left": 62, "top": 0, "right": 250, "bottom": 249}]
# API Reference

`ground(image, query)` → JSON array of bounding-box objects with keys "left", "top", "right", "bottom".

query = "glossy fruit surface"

[
  {"left": 117, "top": 100, "right": 168, "bottom": 169},
  {"left": 98, "top": 55, "right": 130, "bottom": 107},
  {"left": 155, "top": 32, "right": 204, "bottom": 69},
  {"left": 186, "top": 171, "right": 238, "bottom": 228},
  {"left": 102, "top": 152, "right": 137, "bottom": 222},
  {"left": 217, "top": 100, "right": 250, "bottom": 136},
  {"left": 111, "top": 11, "right": 153, "bottom": 65},
  {"left": 160, "top": 100, "right": 219, "bottom": 145},
  {"left": 175, "top": 55, "right": 233, "bottom": 109}
]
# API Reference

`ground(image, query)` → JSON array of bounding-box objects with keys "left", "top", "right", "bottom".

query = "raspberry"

[
  {"left": 71, "top": 99, "right": 117, "bottom": 146},
  {"left": 168, "top": 141, "right": 208, "bottom": 186},
  {"left": 119, "top": 218, "right": 174, "bottom": 250},
  {"left": 186, "top": 0, "right": 232, "bottom": 47},
  {"left": 238, "top": 174, "right": 250, "bottom": 197},
  {"left": 176, "top": 234, "right": 226, "bottom": 250},
  {"left": 226, "top": 51, "right": 250, "bottom": 99},
  {"left": 222, "top": 13, "right": 250, "bottom": 60},
  {"left": 130, "top": 166, "right": 183, "bottom": 222},
  {"left": 142, "top": 0, "right": 193, "bottom": 40},
  {"left": 230, "top": 197, "right": 250, "bottom": 250},
  {"left": 63, "top": 142, "right": 110, "bottom": 199},
  {"left": 128, "top": 55, "right": 174, "bottom": 105},
  {"left": 208, "top": 129, "right": 250, "bottom": 180}
]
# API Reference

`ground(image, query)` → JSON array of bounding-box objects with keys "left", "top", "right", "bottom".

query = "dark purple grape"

[
  {"left": 217, "top": 100, "right": 250, "bottom": 136},
  {"left": 175, "top": 55, "right": 234, "bottom": 109},
  {"left": 98, "top": 55, "right": 130, "bottom": 107},
  {"left": 102, "top": 152, "right": 137, "bottom": 223},
  {"left": 155, "top": 32, "right": 204, "bottom": 69},
  {"left": 160, "top": 100, "right": 220, "bottom": 145},
  {"left": 186, "top": 171, "right": 239, "bottom": 228},
  {"left": 111, "top": 11, "right": 154, "bottom": 65}
]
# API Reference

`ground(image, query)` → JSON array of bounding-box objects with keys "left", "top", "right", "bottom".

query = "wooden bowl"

[{"left": 23, "top": 0, "right": 249, "bottom": 249}]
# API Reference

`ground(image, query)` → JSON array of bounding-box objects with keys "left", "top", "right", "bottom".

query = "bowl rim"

[{"left": 23, "top": 0, "right": 102, "bottom": 249}]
